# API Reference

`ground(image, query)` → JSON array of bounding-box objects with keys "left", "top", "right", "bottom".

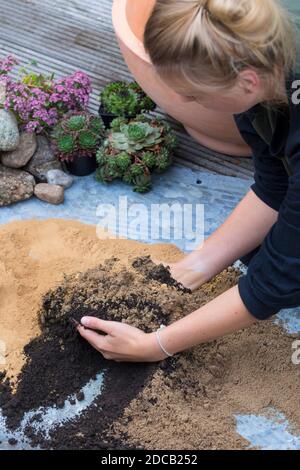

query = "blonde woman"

[{"left": 78, "top": 0, "right": 300, "bottom": 361}]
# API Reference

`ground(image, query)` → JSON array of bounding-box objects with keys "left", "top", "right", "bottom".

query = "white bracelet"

[{"left": 156, "top": 325, "right": 174, "bottom": 358}]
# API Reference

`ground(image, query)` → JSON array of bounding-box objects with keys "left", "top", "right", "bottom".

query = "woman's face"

[
  {"left": 163, "top": 70, "right": 266, "bottom": 114},
  {"left": 176, "top": 90, "right": 253, "bottom": 113}
]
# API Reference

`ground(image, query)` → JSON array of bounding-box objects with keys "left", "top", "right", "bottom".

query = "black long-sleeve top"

[{"left": 234, "top": 73, "right": 300, "bottom": 320}]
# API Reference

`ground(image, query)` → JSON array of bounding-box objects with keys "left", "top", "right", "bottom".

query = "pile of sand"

[{"left": 0, "top": 219, "right": 180, "bottom": 381}]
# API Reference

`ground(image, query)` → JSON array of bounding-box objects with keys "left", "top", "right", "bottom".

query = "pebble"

[
  {"left": 0, "top": 164, "right": 35, "bottom": 207},
  {"left": 1, "top": 132, "right": 37, "bottom": 168},
  {"left": 34, "top": 183, "right": 64, "bottom": 205},
  {"left": 8, "top": 438, "right": 18, "bottom": 446},
  {"left": 76, "top": 391, "right": 85, "bottom": 402},
  {"left": 56, "top": 399, "right": 65, "bottom": 409},
  {"left": 0, "top": 82, "right": 5, "bottom": 105},
  {"left": 25, "top": 135, "right": 62, "bottom": 182},
  {"left": 46, "top": 169, "right": 74, "bottom": 189},
  {"left": 0, "top": 109, "right": 20, "bottom": 151}
]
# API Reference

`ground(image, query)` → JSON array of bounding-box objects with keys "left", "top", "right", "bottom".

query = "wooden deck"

[{"left": 0, "top": 0, "right": 254, "bottom": 179}]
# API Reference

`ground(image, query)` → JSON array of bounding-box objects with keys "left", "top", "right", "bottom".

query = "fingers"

[
  {"left": 77, "top": 325, "right": 107, "bottom": 351},
  {"left": 80, "top": 316, "right": 114, "bottom": 334},
  {"left": 77, "top": 326, "right": 124, "bottom": 361}
]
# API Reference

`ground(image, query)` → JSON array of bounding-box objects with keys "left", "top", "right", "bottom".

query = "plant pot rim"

[{"left": 112, "top": 0, "right": 151, "bottom": 64}]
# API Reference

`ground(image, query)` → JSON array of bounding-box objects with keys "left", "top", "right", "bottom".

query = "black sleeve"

[
  {"left": 235, "top": 111, "right": 300, "bottom": 320},
  {"left": 234, "top": 112, "right": 289, "bottom": 211}
]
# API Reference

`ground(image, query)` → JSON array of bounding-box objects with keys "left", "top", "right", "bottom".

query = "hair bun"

[{"left": 144, "top": 0, "right": 296, "bottom": 106}]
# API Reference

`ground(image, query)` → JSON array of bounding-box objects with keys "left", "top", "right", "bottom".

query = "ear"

[{"left": 238, "top": 69, "right": 260, "bottom": 95}]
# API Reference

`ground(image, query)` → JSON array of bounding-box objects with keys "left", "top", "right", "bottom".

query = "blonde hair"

[{"left": 144, "top": 0, "right": 297, "bottom": 103}]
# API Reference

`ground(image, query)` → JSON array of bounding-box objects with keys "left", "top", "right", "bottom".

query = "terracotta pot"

[{"left": 112, "top": 0, "right": 251, "bottom": 157}]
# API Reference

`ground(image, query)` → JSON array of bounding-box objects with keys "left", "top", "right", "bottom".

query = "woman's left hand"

[{"left": 77, "top": 316, "right": 167, "bottom": 363}]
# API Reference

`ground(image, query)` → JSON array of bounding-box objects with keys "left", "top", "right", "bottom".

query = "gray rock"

[
  {"left": 34, "top": 183, "right": 64, "bottom": 205},
  {"left": 25, "top": 135, "right": 62, "bottom": 182},
  {"left": 1, "top": 132, "right": 37, "bottom": 169},
  {"left": 46, "top": 169, "right": 74, "bottom": 189},
  {"left": 0, "top": 83, "right": 6, "bottom": 105},
  {"left": 0, "top": 110, "right": 20, "bottom": 151},
  {"left": 0, "top": 164, "right": 35, "bottom": 207}
]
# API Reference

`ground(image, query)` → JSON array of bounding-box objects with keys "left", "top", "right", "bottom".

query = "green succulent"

[
  {"left": 67, "top": 115, "right": 86, "bottom": 131},
  {"left": 57, "top": 135, "right": 76, "bottom": 153},
  {"left": 110, "top": 117, "right": 127, "bottom": 132},
  {"left": 132, "top": 174, "right": 152, "bottom": 193},
  {"left": 95, "top": 115, "right": 177, "bottom": 193},
  {"left": 121, "top": 165, "right": 151, "bottom": 192},
  {"left": 115, "top": 152, "right": 132, "bottom": 172},
  {"left": 141, "top": 151, "right": 157, "bottom": 169},
  {"left": 96, "top": 158, "right": 122, "bottom": 183},
  {"left": 100, "top": 81, "right": 156, "bottom": 117},
  {"left": 164, "top": 133, "right": 178, "bottom": 149},
  {"left": 130, "top": 163, "right": 144, "bottom": 177},
  {"left": 51, "top": 112, "right": 104, "bottom": 162},
  {"left": 90, "top": 116, "right": 105, "bottom": 133},
  {"left": 96, "top": 165, "right": 116, "bottom": 183},
  {"left": 112, "top": 122, "right": 162, "bottom": 153},
  {"left": 96, "top": 146, "right": 108, "bottom": 166},
  {"left": 155, "top": 148, "right": 172, "bottom": 172},
  {"left": 78, "top": 131, "right": 98, "bottom": 149}
]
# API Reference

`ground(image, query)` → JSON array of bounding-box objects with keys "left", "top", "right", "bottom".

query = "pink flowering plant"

[{"left": 0, "top": 55, "right": 92, "bottom": 134}]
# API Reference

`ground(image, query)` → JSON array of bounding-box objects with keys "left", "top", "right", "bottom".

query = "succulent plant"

[
  {"left": 99, "top": 81, "right": 156, "bottom": 117},
  {"left": 111, "top": 122, "right": 163, "bottom": 153},
  {"left": 96, "top": 115, "right": 178, "bottom": 193},
  {"left": 51, "top": 111, "right": 105, "bottom": 162}
]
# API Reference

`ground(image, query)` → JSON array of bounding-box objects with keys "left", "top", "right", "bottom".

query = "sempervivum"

[
  {"left": 96, "top": 115, "right": 178, "bottom": 193},
  {"left": 51, "top": 111, "right": 105, "bottom": 162}
]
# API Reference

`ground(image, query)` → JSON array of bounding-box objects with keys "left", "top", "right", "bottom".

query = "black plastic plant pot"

[
  {"left": 99, "top": 104, "right": 157, "bottom": 129},
  {"left": 66, "top": 155, "right": 97, "bottom": 177},
  {"left": 98, "top": 104, "right": 132, "bottom": 129}
]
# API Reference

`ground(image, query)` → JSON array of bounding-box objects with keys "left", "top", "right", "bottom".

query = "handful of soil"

[{"left": 39, "top": 256, "right": 190, "bottom": 334}]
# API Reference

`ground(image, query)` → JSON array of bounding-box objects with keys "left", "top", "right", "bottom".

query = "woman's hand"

[
  {"left": 156, "top": 252, "right": 210, "bottom": 291},
  {"left": 77, "top": 316, "right": 167, "bottom": 363}
]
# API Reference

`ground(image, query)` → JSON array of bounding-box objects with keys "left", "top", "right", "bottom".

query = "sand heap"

[
  {"left": 0, "top": 219, "right": 299, "bottom": 450},
  {"left": 0, "top": 219, "right": 180, "bottom": 380}
]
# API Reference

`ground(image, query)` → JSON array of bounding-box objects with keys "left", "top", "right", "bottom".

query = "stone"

[
  {"left": 0, "top": 109, "right": 20, "bottom": 152},
  {"left": 46, "top": 169, "right": 74, "bottom": 189},
  {"left": 0, "top": 164, "right": 35, "bottom": 207},
  {"left": 76, "top": 391, "right": 85, "bottom": 402},
  {"left": 0, "top": 83, "right": 6, "bottom": 105},
  {"left": 1, "top": 132, "right": 37, "bottom": 169},
  {"left": 25, "top": 135, "right": 62, "bottom": 182},
  {"left": 34, "top": 183, "right": 64, "bottom": 205}
]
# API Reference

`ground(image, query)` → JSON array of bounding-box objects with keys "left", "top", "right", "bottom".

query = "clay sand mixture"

[{"left": 0, "top": 219, "right": 299, "bottom": 450}]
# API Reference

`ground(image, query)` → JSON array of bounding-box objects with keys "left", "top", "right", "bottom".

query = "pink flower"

[{"left": 1, "top": 54, "right": 92, "bottom": 133}]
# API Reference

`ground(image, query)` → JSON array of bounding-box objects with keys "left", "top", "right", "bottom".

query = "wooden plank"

[{"left": 0, "top": 0, "right": 254, "bottom": 179}]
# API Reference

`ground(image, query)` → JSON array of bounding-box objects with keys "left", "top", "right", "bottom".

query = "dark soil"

[
  {"left": 0, "top": 257, "right": 185, "bottom": 450},
  {"left": 132, "top": 256, "right": 190, "bottom": 293}
]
